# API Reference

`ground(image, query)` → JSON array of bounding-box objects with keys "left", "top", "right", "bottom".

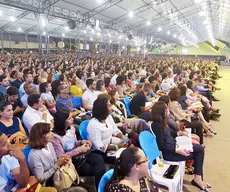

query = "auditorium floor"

[{"left": 182, "top": 66, "right": 230, "bottom": 192}]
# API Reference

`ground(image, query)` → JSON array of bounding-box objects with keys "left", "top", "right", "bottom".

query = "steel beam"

[
  {"left": 83, "top": 0, "right": 124, "bottom": 21},
  {"left": 0, "top": 10, "right": 30, "bottom": 31}
]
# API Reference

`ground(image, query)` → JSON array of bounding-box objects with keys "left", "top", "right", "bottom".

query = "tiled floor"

[{"left": 183, "top": 66, "right": 230, "bottom": 192}]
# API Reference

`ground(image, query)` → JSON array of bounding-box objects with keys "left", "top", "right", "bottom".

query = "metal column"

[
  {"left": 25, "top": 33, "right": 28, "bottom": 51},
  {"left": 8, "top": 33, "right": 12, "bottom": 50},
  {"left": 1, "top": 32, "right": 4, "bottom": 51},
  {"left": 35, "top": 13, "right": 43, "bottom": 59}
]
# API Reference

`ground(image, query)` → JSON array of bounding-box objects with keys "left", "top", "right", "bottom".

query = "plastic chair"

[
  {"left": 78, "top": 120, "right": 90, "bottom": 140},
  {"left": 53, "top": 74, "right": 59, "bottom": 80},
  {"left": 139, "top": 131, "right": 183, "bottom": 192},
  {"left": 98, "top": 169, "right": 114, "bottom": 192},
  {"left": 22, "top": 145, "right": 32, "bottom": 164},
  {"left": 116, "top": 101, "right": 127, "bottom": 118},
  {"left": 21, "top": 114, "right": 29, "bottom": 135},
  {"left": 123, "top": 97, "right": 131, "bottom": 117},
  {"left": 72, "top": 97, "right": 82, "bottom": 109}
]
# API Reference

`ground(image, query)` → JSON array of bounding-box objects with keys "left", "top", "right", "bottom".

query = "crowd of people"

[{"left": 0, "top": 52, "right": 222, "bottom": 192}]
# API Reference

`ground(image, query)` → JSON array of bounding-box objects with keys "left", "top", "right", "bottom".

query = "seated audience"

[
  {"left": 70, "top": 77, "right": 83, "bottom": 98},
  {"left": 168, "top": 87, "right": 205, "bottom": 144},
  {"left": 6, "top": 86, "right": 24, "bottom": 118},
  {"left": 0, "top": 131, "right": 30, "bottom": 191},
  {"left": 28, "top": 123, "right": 70, "bottom": 186},
  {"left": 150, "top": 101, "right": 211, "bottom": 191},
  {"left": 130, "top": 83, "right": 153, "bottom": 121},
  {"left": 116, "top": 75, "right": 129, "bottom": 98},
  {"left": 23, "top": 94, "right": 53, "bottom": 132},
  {"left": 56, "top": 84, "right": 80, "bottom": 117},
  {"left": 19, "top": 73, "right": 37, "bottom": 98},
  {"left": 106, "top": 147, "right": 160, "bottom": 192},
  {"left": 52, "top": 108, "right": 106, "bottom": 186},
  {"left": 104, "top": 77, "right": 115, "bottom": 92},
  {"left": 87, "top": 97, "right": 128, "bottom": 163},
  {"left": 0, "top": 75, "right": 10, "bottom": 98},
  {"left": 20, "top": 83, "right": 35, "bottom": 107},
  {"left": 82, "top": 78, "right": 98, "bottom": 111},
  {"left": 12, "top": 71, "right": 23, "bottom": 89},
  {"left": 0, "top": 101, "right": 26, "bottom": 142},
  {"left": 40, "top": 82, "right": 56, "bottom": 114}
]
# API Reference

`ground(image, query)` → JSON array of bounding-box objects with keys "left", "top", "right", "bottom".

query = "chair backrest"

[
  {"left": 53, "top": 74, "right": 59, "bottom": 80},
  {"left": 116, "top": 101, "right": 127, "bottom": 118},
  {"left": 21, "top": 114, "right": 29, "bottom": 135},
  {"left": 72, "top": 97, "right": 82, "bottom": 109},
  {"left": 79, "top": 120, "right": 90, "bottom": 140},
  {"left": 123, "top": 97, "right": 131, "bottom": 117},
  {"left": 139, "top": 131, "right": 161, "bottom": 164},
  {"left": 22, "top": 145, "right": 32, "bottom": 164},
  {"left": 98, "top": 169, "right": 114, "bottom": 192}
]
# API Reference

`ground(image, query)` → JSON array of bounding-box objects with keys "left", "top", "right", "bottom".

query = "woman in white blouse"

[{"left": 87, "top": 97, "right": 128, "bottom": 163}]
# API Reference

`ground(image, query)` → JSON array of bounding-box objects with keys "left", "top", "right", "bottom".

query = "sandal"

[
  {"left": 208, "top": 128, "right": 217, "bottom": 135},
  {"left": 191, "top": 179, "right": 209, "bottom": 192},
  {"left": 186, "top": 166, "right": 194, "bottom": 175}
]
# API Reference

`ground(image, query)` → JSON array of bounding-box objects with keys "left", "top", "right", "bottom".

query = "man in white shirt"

[
  {"left": 19, "top": 73, "right": 38, "bottom": 98},
  {"left": 82, "top": 79, "right": 98, "bottom": 111},
  {"left": 23, "top": 94, "right": 53, "bottom": 132},
  {"left": 110, "top": 68, "right": 121, "bottom": 86},
  {"left": 80, "top": 72, "right": 87, "bottom": 91}
]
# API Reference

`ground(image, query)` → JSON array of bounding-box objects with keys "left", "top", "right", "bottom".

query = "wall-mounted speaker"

[
  {"left": 67, "top": 20, "right": 76, "bottom": 30},
  {"left": 127, "top": 34, "right": 133, "bottom": 40}
]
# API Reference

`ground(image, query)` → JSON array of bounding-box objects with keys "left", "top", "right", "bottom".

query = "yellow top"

[{"left": 70, "top": 85, "right": 83, "bottom": 98}]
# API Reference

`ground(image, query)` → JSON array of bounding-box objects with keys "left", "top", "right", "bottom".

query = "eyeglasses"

[{"left": 136, "top": 159, "right": 149, "bottom": 165}]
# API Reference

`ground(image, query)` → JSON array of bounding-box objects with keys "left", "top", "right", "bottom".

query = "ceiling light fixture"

[
  {"left": 128, "top": 11, "right": 134, "bottom": 18},
  {"left": 10, "top": 16, "right": 15, "bottom": 22}
]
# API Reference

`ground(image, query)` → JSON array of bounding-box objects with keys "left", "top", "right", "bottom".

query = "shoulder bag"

[{"left": 53, "top": 159, "right": 80, "bottom": 191}]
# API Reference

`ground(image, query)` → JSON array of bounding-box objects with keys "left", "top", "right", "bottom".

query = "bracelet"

[
  {"left": 115, "top": 144, "right": 119, "bottom": 151},
  {"left": 9, "top": 134, "right": 15, "bottom": 140},
  {"left": 24, "top": 184, "right": 30, "bottom": 192}
]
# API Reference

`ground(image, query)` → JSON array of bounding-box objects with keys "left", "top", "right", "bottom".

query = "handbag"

[
  {"left": 72, "top": 149, "right": 93, "bottom": 169},
  {"left": 53, "top": 159, "right": 80, "bottom": 191}
]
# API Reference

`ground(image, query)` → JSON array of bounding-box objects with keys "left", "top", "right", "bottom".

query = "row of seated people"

[
  {"left": 0, "top": 54, "right": 221, "bottom": 192},
  {"left": 0, "top": 93, "right": 214, "bottom": 191}
]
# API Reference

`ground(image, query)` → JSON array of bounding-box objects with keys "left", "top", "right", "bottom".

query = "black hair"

[
  {"left": 27, "top": 94, "right": 40, "bottom": 107},
  {"left": 128, "top": 72, "right": 133, "bottom": 79},
  {"left": 186, "top": 80, "right": 193, "bottom": 89},
  {"left": 0, "top": 75, "right": 7, "bottom": 82},
  {"left": 92, "top": 98, "right": 109, "bottom": 121},
  {"left": 158, "top": 95, "right": 170, "bottom": 106},
  {"left": 162, "top": 73, "right": 168, "bottom": 80},
  {"left": 6, "top": 86, "right": 18, "bottom": 96},
  {"left": 0, "top": 101, "right": 11, "bottom": 112},
  {"left": 39, "top": 82, "right": 49, "bottom": 93},
  {"left": 53, "top": 108, "right": 71, "bottom": 136},
  {"left": 105, "top": 147, "right": 141, "bottom": 190},
  {"left": 51, "top": 80, "right": 61, "bottom": 98},
  {"left": 96, "top": 80, "right": 104, "bottom": 91},
  {"left": 116, "top": 75, "right": 125, "bottom": 85},
  {"left": 104, "top": 77, "right": 111, "bottom": 87},
  {"left": 151, "top": 101, "right": 168, "bottom": 130},
  {"left": 140, "top": 77, "right": 146, "bottom": 83},
  {"left": 86, "top": 78, "right": 94, "bottom": 87},
  {"left": 33, "top": 75, "right": 40, "bottom": 85},
  {"left": 148, "top": 76, "right": 157, "bottom": 83}
]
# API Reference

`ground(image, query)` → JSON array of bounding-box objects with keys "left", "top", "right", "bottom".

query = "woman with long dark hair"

[
  {"left": 51, "top": 108, "right": 106, "bottom": 186},
  {"left": 106, "top": 147, "right": 159, "bottom": 192},
  {"left": 150, "top": 101, "right": 211, "bottom": 191},
  {"left": 87, "top": 97, "right": 128, "bottom": 163}
]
